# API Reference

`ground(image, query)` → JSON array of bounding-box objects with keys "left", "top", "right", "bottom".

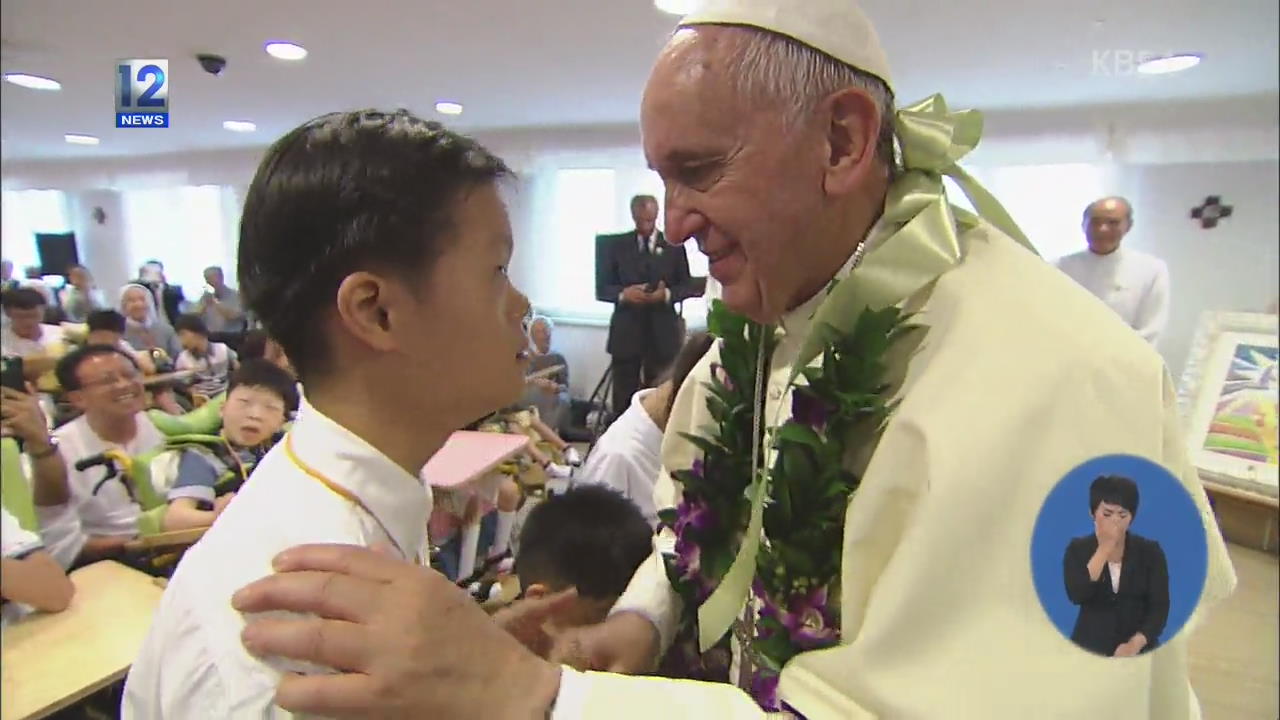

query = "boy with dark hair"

[
  {"left": 162, "top": 360, "right": 298, "bottom": 531},
  {"left": 125, "top": 109, "right": 535, "bottom": 718},
  {"left": 85, "top": 309, "right": 156, "bottom": 375},
  {"left": 173, "top": 313, "right": 238, "bottom": 398},
  {"left": 515, "top": 485, "right": 653, "bottom": 630}
]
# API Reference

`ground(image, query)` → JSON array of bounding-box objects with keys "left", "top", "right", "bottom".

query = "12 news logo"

[{"left": 115, "top": 59, "right": 169, "bottom": 128}]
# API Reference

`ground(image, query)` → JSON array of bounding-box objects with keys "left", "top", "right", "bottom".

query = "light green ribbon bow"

[{"left": 696, "top": 94, "right": 1035, "bottom": 652}]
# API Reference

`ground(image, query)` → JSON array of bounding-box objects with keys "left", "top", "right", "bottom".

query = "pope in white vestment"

[{"left": 553, "top": 2, "right": 1235, "bottom": 719}]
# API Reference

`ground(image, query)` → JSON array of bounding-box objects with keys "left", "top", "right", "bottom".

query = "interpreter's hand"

[
  {"left": 548, "top": 610, "right": 660, "bottom": 673},
  {"left": 621, "top": 284, "right": 650, "bottom": 304},
  {"left": 232, "top": 543, "right": 562, "bottom": 719},
  {"left": 1094, "top": 515, "right": 1123, "bottom": 551},
  {"left": 0, "top": 384, "right": 51, "bottom": 447},
  {"left": 1113, "top": 632, "right": 1148, "bottom": 657},
  {"left": 491, "top": 588, "right": 579, "bottom": 658},
  {"left": 531, "top": 377, "right": 559, "bottom": 395}
]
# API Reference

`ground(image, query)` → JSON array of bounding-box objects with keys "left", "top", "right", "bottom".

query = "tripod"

[{"left": 582, "top": 363, "right": 614, "bottom": 458}]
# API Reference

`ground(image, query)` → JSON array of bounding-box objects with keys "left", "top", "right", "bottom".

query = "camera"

[{"left": 196, "top": 54, "right": 227, "bottom": 76}]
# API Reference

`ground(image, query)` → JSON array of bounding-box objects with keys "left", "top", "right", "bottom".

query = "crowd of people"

[{"left": 0, "top": 0, "right": 1263, "bottom": 717}]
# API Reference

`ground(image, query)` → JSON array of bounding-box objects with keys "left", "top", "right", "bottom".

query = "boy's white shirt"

[
  {"left": 561, "top": 222, "right": 1236, "bottom": 719},
  {"left": 122, "top": 397, "right": 432, "bottom": 719}
]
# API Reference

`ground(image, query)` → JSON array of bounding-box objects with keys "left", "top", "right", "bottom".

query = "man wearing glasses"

[{"left": 8, "top": 345, "right": 164, "bottom": 569}]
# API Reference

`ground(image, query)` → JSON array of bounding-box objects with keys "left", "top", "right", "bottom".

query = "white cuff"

[
  {"left": 551, "top": 667, "right": 589, "bottom": 720},
  {"left": 609, "top": 542, "right": 682, "bottom": 655},
  {"left": 662, "top": 288, "right": 672, "bottom": 304}
]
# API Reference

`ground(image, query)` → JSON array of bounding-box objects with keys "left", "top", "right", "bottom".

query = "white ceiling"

[{"left": 2, "top": 0, "right": 1276, "bottom": 161}]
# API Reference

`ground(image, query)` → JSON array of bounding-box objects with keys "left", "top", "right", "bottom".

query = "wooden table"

[
  {"left": 422, "top": 431, "right": 531, "bottom": 579},
  {"left": 1203, "top": 478, "right": 1279, "bottom": 553},
  {"left": 1, "top": 561, "right": 165, "bottom": 720}
]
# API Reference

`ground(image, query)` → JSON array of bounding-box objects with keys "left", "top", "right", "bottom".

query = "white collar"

[{"left": 287, "top": 397, "right": 429, "bottom": 560}]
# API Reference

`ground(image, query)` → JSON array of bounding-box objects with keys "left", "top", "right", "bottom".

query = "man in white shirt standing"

[
  {"left": 1056, "top": 196, "right": 1171, "bottom": 346},
  {"left": 1, "top": 288, "right": 68, "bottom": 385},
  {"left": 123, "top": 109, "right": 548, "bottom": 718}
]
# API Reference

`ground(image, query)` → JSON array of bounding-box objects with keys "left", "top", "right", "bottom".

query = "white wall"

[
  {"left": 1113, "top": 160, "right": 1279, "bottom": 378},
  {"left": 3, "top": 97, "right": 1276, "bottom": 399}
]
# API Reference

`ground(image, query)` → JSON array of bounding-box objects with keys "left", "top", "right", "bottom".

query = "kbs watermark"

[{"left": 1091, "top": 50, "right": 1172, "bottom": 76}]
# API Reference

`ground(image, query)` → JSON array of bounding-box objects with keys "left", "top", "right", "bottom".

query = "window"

[
  {"left": 529, "top": 166, "right": 710, "bottom": 328},
  {"left": 963, "top": 164, "right": 1110, "bottom": 261},
  {"left": 1, "top": 190, "right": 72, "bottom": 273},
  {"left": 121, "top": 185, "right": 239, "bottom": 295}
]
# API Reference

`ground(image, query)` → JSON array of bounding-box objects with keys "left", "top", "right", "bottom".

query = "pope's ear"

[{"left": 821, "top": 86, "right": 883, "bottom": 197}]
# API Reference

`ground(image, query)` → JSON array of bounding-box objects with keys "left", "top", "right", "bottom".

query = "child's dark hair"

[
  {"left": 1, "top": 287, "right": 46, "bottom": 311},
  {"left": 86, "top": 309, "right": 127, "bottom": 334},
  {"left": 1089, "top": 475, "right": 1140, "bottom": 517},
  {"left": 238, "top": 109, "right": 511, "bottom": 384},
  {"left": 662, "top": 331, "right": 714, "bottom": 419},
  {"left": 515, "top": 485, "right": 652, "bottom": 599},
  {"left": 173, "top": 313, "right": 210, "bottom": 337},
  {"left": 228, "top": 359, "right": 300, "bottom": 414}
]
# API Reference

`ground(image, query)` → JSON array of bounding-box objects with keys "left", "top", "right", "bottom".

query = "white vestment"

[
  {"left": 555, "top": 222, "right": 1235, "bottom": 719},
  {"left": 1055, "top": 247, "right": 1171, "bottom": 346}
]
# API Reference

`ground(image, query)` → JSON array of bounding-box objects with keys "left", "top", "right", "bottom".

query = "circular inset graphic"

[{"left": 1030, "top": 454, "right": 1209, "bottom": 658}]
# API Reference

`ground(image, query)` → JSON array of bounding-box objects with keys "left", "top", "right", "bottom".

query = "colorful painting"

[
  {"left": 1201, "top": 344, "right": 1279, "bottom": 466},
  {"left": 1180, "top": 313, "right": 1280, "bottom": 498}
]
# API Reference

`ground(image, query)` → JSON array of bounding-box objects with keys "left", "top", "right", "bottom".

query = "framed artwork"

[{"left": 1179, "top": 311, "right": 1279, "bottom": 499}]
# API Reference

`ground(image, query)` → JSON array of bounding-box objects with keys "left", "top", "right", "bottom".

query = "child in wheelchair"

[{"left": 160, "top": 360, "right": 297, "bottom": 531}]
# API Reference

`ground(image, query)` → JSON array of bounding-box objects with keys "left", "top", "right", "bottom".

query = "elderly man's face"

[
  {"left": 641, "top": 30, "right": 836, "bottom": 323},
  {"left": 1083, "top": 199, "right": 1131, "bottom": 256},
  {"left": 530, "top": 320, "right": 552, "bottom": 354}
]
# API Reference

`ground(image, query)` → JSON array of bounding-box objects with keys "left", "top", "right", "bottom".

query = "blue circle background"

[{"left": 1030, "top": 454, "right": 1209, "bottom": 648}]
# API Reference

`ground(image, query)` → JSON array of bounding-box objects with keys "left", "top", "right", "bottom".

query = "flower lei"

[{"left": 659, "top": 298, "right": 916, "bottom": 711}]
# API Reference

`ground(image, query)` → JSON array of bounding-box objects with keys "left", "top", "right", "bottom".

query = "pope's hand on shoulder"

[{"left": 232, "top": 543, "right": 563, "bottom": 718}]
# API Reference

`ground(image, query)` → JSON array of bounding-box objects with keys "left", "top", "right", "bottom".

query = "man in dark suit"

[
  {"left": 133, "top": 259, "right": 185, "bottom": 326},
  {"left": 596, "top": 195, "right": 699, "bottom": 419}
]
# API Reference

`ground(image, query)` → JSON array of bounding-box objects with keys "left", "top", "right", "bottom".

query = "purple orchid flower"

[
  {"left": 750, "top": 670, "right": 782, "bottom": 711},
  {"left": 673, "top": 534, "right": 701, "bottom": 581},
  {"left": 781, "top": 585, "right": 838, "bottom": 650},
  {"left": 674, "top": 495, "right": 713, "bottom": 536},
  {"left": 790, "top": 388, "right": 833, "bottom": 433},
  {"left": 690, "top": 457, "right": 705, "bottom": 480}
]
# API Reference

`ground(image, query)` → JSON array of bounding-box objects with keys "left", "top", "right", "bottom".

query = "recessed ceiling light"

[
  {"left": 265, "top": 42, "right": 307, "bottom": 61},
  {"left": 4, "top": 73, "right": 62, "bottom": 91},
  {"left": 1137, "top": 53, "right": 1202, "bottom": 75},
  {"left": 654, "top": 0, "right": 699, "bottom": 14},
  {"left": 222, "top": 120, "right": 257, "bottom": 133},
  {"left": 435, "top": 101, "right": 463, "bottom": 115},
  {"left": 64, "top": 134, "right": 100, "bottom": 145}
]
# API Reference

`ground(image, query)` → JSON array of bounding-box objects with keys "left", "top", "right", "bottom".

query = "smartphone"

[{"left": 1, "top": 356, "right": 25, "bottom": 393}]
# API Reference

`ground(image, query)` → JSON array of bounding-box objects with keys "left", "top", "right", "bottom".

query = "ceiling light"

[
  {"left": 435, "top": 101, "right": 463, "bottom": 115},
  {"left": 1136, "top": 53, "right": 1201, "bottom": 75},
  {"left": 654, "top": 0, "right": 699, "bottom": 14},
  {"left": 265, "top": 42, "right": 308, "bottom": 61},
  {"left": 64, "top": 134, "right": 100, "bottom": 145},
  {"left": 222, "top": 120, "right": 257, "bottom": 133},
  {"left": 4, "top": 73, "right": 61, "bottom": 91}
]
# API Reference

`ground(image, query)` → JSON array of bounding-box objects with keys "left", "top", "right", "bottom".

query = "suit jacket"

[
  {"left": 595, "top": 230, "right": 699, "bottom": 360},
  {"left": 1064, "top": 531, "right": 1170, "bottom": 656},
  {"left": 133, "top": 280, "right": 185, "bottom": 325}
]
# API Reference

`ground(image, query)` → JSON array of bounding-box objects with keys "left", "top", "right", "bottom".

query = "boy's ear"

[{"left": 523, "top": 582, "right": 550, "bottom": 600}]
